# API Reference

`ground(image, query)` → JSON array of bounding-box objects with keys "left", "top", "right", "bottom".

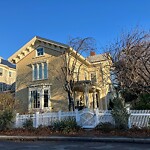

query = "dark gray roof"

[
  {"left": 36, "top": 36, "right": 69, "bottom": 48},
  {"left": 87, "top": 54, "right": 107, "bottom": 63},
  {"left": 1, "top": 59, "right": 16, "bottom": 69}
]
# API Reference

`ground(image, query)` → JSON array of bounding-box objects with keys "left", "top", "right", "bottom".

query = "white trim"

[
  {"left": 32, "top": 64, "right": 34, "bottom": 81},
  {"left": 37, "top": 64, "right": 39, "bottom": 80},
  {"left": 42, "top": 63, "right": 44, "bottom": 79},
  {"left": 28, "top": 84, "right": 51, "bottom": 111},
  {"left": 32, "top": 62, "right": 48, "bottom": 81}
]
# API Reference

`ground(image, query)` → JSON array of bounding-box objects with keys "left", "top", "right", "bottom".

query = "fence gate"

[{"left": 78, "top": 109, "right": 97, "bottom": 128}]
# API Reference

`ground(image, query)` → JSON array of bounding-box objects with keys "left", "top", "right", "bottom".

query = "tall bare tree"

[
  {"left": 104, "top": 29, "right": 150, "bottom": 96},
  {"left": 61, "top": 37, "right": 96, "bottom": 111}
]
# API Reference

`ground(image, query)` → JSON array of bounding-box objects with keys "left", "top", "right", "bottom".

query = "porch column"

[
  {"left": 105, "top": 94, "right": 108, "bottom": 110},
  {"left": 84, "top": 84, "right": 90, "bottom": 108}
]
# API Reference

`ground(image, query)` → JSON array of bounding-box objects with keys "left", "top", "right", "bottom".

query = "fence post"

[
  {"left": 75, "top": 109, "right": 79, "bottom": 122},
  {"left": 15, "top": 113, "right": 19, "bottom": 128},
  {"left": 95, "top": 108, "right": 99, "bottom": 126},
  {"left": 35, "top": 112, "right": 39, "bottom": 128},
  {"left": 58, "top": 110, "right": 61, "bottom": 121},
  {"left": 127, "top": 107, "right": 131, "bottom": 129}
]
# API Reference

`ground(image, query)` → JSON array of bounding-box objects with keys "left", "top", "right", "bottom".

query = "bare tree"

[
  {"left": 61, "top": 37, "right": 96, "bottom": 111},
  {"left": 104, "top": 29, "right": 150, "bottom": 95}
]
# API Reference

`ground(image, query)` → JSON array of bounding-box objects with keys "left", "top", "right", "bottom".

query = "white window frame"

[
  {"left": 28, "top": 85, "right": 51, "bottom": 110},
  {"left": 36, "top": 47, "right": 44, "bottom": 57},
  {"left": 32, "top": 62, "right": 48, "bottom": 81}
]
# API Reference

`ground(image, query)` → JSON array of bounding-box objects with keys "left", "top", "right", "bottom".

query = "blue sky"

[{"left": 0, "top": 0, "right": 150, "bottom": 59}]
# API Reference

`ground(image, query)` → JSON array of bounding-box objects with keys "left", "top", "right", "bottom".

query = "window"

[
  {"left": 9, "top": 71, "right": 12, "bottom": 77},
  {"left": 34, "top": 64, "right": 37, "bottom": 80},
  {"left": 44, "top": 63, "right": 48, "bottom": 79},
  {"left": 37, "top": 47, "right": 44, "bottom": 56},
  {"left": 29, "top": 85, "right": 51, "bottom": 110},
  {"left": 39, "top": 64, "right": 42, "bottom": 79},
  {"left": 0, "top": 68, "right": 3, "bottom": 76},
  {"left": 33, "top": 62, "right": 48, "bottom": 80},
  {"left": 0, "top": 83, "right": 8, "bottom": 92},
  {"left": 0, "top": 83, "right": 3, "bottom": 91},
  {"left": 31, "top": 90, "right": 40, "bottom": 108},
  {"left": 91, "top": 72, "right": 97, "bottom": 83}
]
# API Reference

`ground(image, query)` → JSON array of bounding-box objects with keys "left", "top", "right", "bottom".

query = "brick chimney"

[{"left": 90, "top": 51, "right": 96, "bottom": 56}]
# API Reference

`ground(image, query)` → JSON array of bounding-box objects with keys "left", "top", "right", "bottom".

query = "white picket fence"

[
  {"left": 15, "top": 111, "right": 77, "bottom": 128},
  {"left": 97, "top": 109, "right": 150, "bottom": 128},
  {"left": 15, "top": 109, "right": 150, "bottom": 129},
  {"left": 129, "top": 110, "right": 150, "bottom": 128}
]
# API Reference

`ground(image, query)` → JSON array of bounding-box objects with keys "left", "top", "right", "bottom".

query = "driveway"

[{"left": 0, "top": 141, "right": 150, "bottom": 150}]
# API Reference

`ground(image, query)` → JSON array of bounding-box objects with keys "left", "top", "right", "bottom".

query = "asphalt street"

[{"left": 0, "top": 141, "right": 150, "bottom": 150}]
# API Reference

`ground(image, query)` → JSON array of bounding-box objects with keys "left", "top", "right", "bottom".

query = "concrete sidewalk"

[{"left": 0, "top": 136, "right": 150, "bottom": 144}]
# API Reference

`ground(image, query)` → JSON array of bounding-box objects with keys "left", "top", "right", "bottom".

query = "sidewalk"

[{"left": 0, "top": 136, "right": 150, "bottom": 144}]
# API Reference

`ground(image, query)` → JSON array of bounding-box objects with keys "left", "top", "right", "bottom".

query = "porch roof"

[{"left": 74, "top": 80, "right": 101, "bottom": 93}]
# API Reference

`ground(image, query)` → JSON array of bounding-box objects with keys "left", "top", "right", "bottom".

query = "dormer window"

[{"left": 37, "top": 47, "right": 44, "bottom": 56}]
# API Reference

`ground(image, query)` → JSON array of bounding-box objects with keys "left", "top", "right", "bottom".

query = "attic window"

[{"left": 37, "top": 47, "right": 44, "bottom": 56}]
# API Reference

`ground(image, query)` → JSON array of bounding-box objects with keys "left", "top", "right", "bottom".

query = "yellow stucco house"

[
  {"left": 0, "top": 57, "right": 16, "bottom": 92},
  {"left": 8, "top": 36, "right": 111, "bottom": 113}
]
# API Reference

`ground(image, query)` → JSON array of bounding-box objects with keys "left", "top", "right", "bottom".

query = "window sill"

[
  {"left": 32, "top": 55, "right": 45, "bottom": 59},
  {"left": 32, "top": 78, "right": 48, "bottom": 82}
]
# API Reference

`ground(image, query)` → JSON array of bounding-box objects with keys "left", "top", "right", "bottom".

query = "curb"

[{"left": 0, "top": 136, "right": 150, "bottom": 144}]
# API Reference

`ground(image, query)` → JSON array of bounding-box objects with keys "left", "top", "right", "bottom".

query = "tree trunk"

[{"left": 67, "top": 90, "right": 74, "bottom": 111}]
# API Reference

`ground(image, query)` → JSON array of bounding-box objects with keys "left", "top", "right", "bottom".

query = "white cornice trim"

[
  {"left": 8, "top": 36, "right": 104, "bottom": 66},
  {"left": 8, "top": 36, "right": 37, "bottom": 64},
  {"left": 8, "top": 36, "right": 69, "bottom": 64}
]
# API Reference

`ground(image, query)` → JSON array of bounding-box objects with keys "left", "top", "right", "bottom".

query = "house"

[
  {"left": 8, "top": 36, "right": 111, "bottom": 113},
  {"left": 0, "top": 57, "right": 16, "bottom": 92}
]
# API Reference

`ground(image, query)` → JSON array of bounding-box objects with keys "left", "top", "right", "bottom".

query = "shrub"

[
  {"left": 111, "top": 96, "right": 130, "bottom": 130},
  {"left": 0, "top": 92, "right": 17, "bottom": 112},
  {"left": 0, "top": 110, "right": 14, "bottom": 130},
  {"left": 132, "top": 94, "right": 150, "bottom": 110},
  {"left": 23, "top": 118, "right": 33, "bottom": 129},
  {"left": 52, "top": 117, "right": 80, "bottom": 133},
  {"left": 95, "top": 122, "right": 115, "bottom": 133}
]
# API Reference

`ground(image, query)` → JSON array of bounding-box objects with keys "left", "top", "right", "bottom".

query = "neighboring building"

[
  {"left": 0, "top": 57, "right": 16, "bottom": 92},
  {"left": 8, "top": 36, "right": 111, "bottom": 113}
]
